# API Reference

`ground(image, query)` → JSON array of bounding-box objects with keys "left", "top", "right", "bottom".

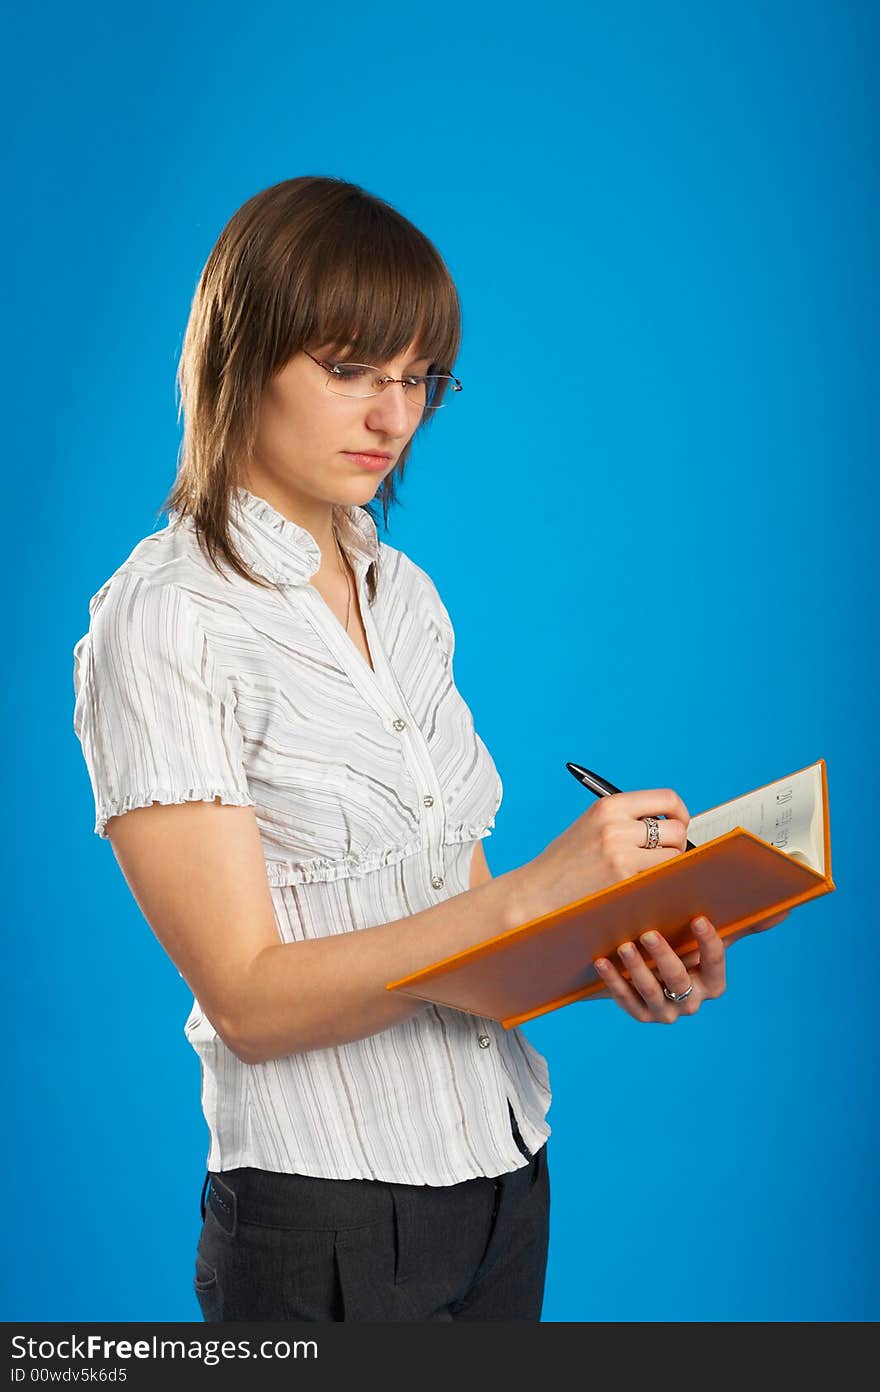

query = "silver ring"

[
  {"left": 641, "top": 816, "right": 660, "bottom": 850},
  {"left": 663, "top": 981, "right": 695, "bottom": 1003}
]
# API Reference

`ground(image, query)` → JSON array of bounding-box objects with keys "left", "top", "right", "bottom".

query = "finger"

[
  {"left": 606, "top": 787, "right": 691, "bottom": 828},
  {"left": 691, "top": 916, "right": 726, "bottom": 997},
  {"left": 637, "top": 930, "right": 694, "bottom": 995},
  {"left": 617, "top": 940, "right": 686, "bottom": 1021},
  {"left": 629, "top": 846, "right": 687, "bottom": 870},
  {"left": 679, "top": 929, "right": 744, "bottom": 970},
  {"left": 633, "top": 817, "right": 690, "bottom": 852},
  {"left": 637, "top": 931, "right": 704, "bottom": 1016},
  {"left": 593, "top": 955, "right": 653, "bottom": 1023},
  {"left": 749, "top": 909, "right": 790, "bottom": 933}
]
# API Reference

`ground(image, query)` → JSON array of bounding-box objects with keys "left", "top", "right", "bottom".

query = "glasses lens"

[{"left": 325, "top": 365, "right": 456, "bottom": 411}]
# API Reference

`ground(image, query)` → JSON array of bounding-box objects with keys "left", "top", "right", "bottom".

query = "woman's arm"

[
  {"left": 469, "top": 839, "right": 615, "bottom": 1003},
  {"left": 466, "top": 843, "right": 787, "bottom": 1003},
  {"left": 469, "top": 839, "right": 493, "bottom": 888},
  {"left": 109, "top": 799, "right": 787, "bottom": 1064},
  {"left": 108, "top": 800, "right": 539, "bottom": 1065}
]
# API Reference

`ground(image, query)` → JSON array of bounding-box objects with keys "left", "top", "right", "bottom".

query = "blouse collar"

[{"left": 174, "top": 486, "right": 381, "bottom": 588}]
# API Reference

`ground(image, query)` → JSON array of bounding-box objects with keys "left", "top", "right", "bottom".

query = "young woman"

[{"left": 72, "top": 175, "right": 783, "bottom": 1322}]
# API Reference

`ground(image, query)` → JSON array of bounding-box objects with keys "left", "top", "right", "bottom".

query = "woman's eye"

[{"left": 331, "top": 365, "right": 368, "bottom": 380}]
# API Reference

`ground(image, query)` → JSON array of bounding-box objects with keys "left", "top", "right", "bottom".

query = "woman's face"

[{"left": 241, "top": 338, "right": 429, "bottom": 509}]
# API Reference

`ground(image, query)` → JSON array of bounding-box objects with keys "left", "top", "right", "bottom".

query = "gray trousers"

[{"left": 194, "top": 1102, "right": 550, "bottom": 1321}]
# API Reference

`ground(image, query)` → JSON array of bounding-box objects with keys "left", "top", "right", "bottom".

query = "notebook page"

[{"left": 686, "top": 763, "right": 821, "bottom": 868}]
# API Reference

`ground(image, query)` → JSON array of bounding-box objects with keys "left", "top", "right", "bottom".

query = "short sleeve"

[{"left": 72, "top": 572, "right": 255, "bottom": 839}]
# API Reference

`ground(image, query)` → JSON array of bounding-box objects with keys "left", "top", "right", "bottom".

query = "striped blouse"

[{"left": 72, "top": 485, "right": 552, "bottom": 1184}]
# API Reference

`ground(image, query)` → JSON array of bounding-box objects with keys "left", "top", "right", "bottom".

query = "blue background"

[{"left": 6, "top": 0, "right": 876, "bottom": 1322}]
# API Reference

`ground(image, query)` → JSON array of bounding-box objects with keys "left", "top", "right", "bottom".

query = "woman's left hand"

[{"left": 594, "top": 915, "right": 727, "bottom": 1023}]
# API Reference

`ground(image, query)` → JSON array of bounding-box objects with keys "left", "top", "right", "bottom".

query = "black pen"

[{"left": 565, "top": 762, "right": 696, "bottom": 852}]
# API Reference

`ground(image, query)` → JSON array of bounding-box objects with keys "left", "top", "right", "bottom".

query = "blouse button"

[
  {"left": 392, "top": 718, "right": 407, "bottom": 731},
  {"left": 478, "top": 1035, "right": 492, "bottom": 1048},
  {"left": 431, "top": 875, "right": 444, "bottom": 889},
  {"left": 423, "top": 795, "right": 434, "bottom": 807}
]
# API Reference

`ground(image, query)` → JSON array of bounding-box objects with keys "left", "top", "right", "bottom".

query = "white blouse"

[{"left": 72, "top": 485, "right": 552, "bottom": 1184}]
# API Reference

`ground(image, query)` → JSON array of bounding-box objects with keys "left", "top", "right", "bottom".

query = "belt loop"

[{"left": 199, "top": 1172, "right": 210, "bottom": 1222}]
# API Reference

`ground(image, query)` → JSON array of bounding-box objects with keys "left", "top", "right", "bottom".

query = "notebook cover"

[{"left": 387, "top": 808, "right": 835, "bottom": 1030}]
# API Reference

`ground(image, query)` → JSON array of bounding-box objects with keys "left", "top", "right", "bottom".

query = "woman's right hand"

[{"left": 522, "top": 787, "right": 692, "bottom": 918}]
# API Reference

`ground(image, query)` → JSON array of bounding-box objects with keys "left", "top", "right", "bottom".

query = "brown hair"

[{"left": 160, "top": 175, "right": 462, "bottom": 603}]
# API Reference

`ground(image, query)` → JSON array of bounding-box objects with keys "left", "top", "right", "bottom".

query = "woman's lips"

[{"left": 342, "top": 451, "right": 391, "bottom": 472}]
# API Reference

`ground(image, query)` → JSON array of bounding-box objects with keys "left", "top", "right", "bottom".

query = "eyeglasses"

[{"left": 303, "top": 349, "right": 462, "bottom": 412}]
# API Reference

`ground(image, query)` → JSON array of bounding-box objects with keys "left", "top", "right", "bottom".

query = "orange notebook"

[{"left": 386, "top": 758, "right": 835, "bottom": 1029}]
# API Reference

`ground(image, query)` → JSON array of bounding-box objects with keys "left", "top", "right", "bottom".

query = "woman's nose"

[{"left": 364, "top": 381, "right": 413, "bottom": 436}]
